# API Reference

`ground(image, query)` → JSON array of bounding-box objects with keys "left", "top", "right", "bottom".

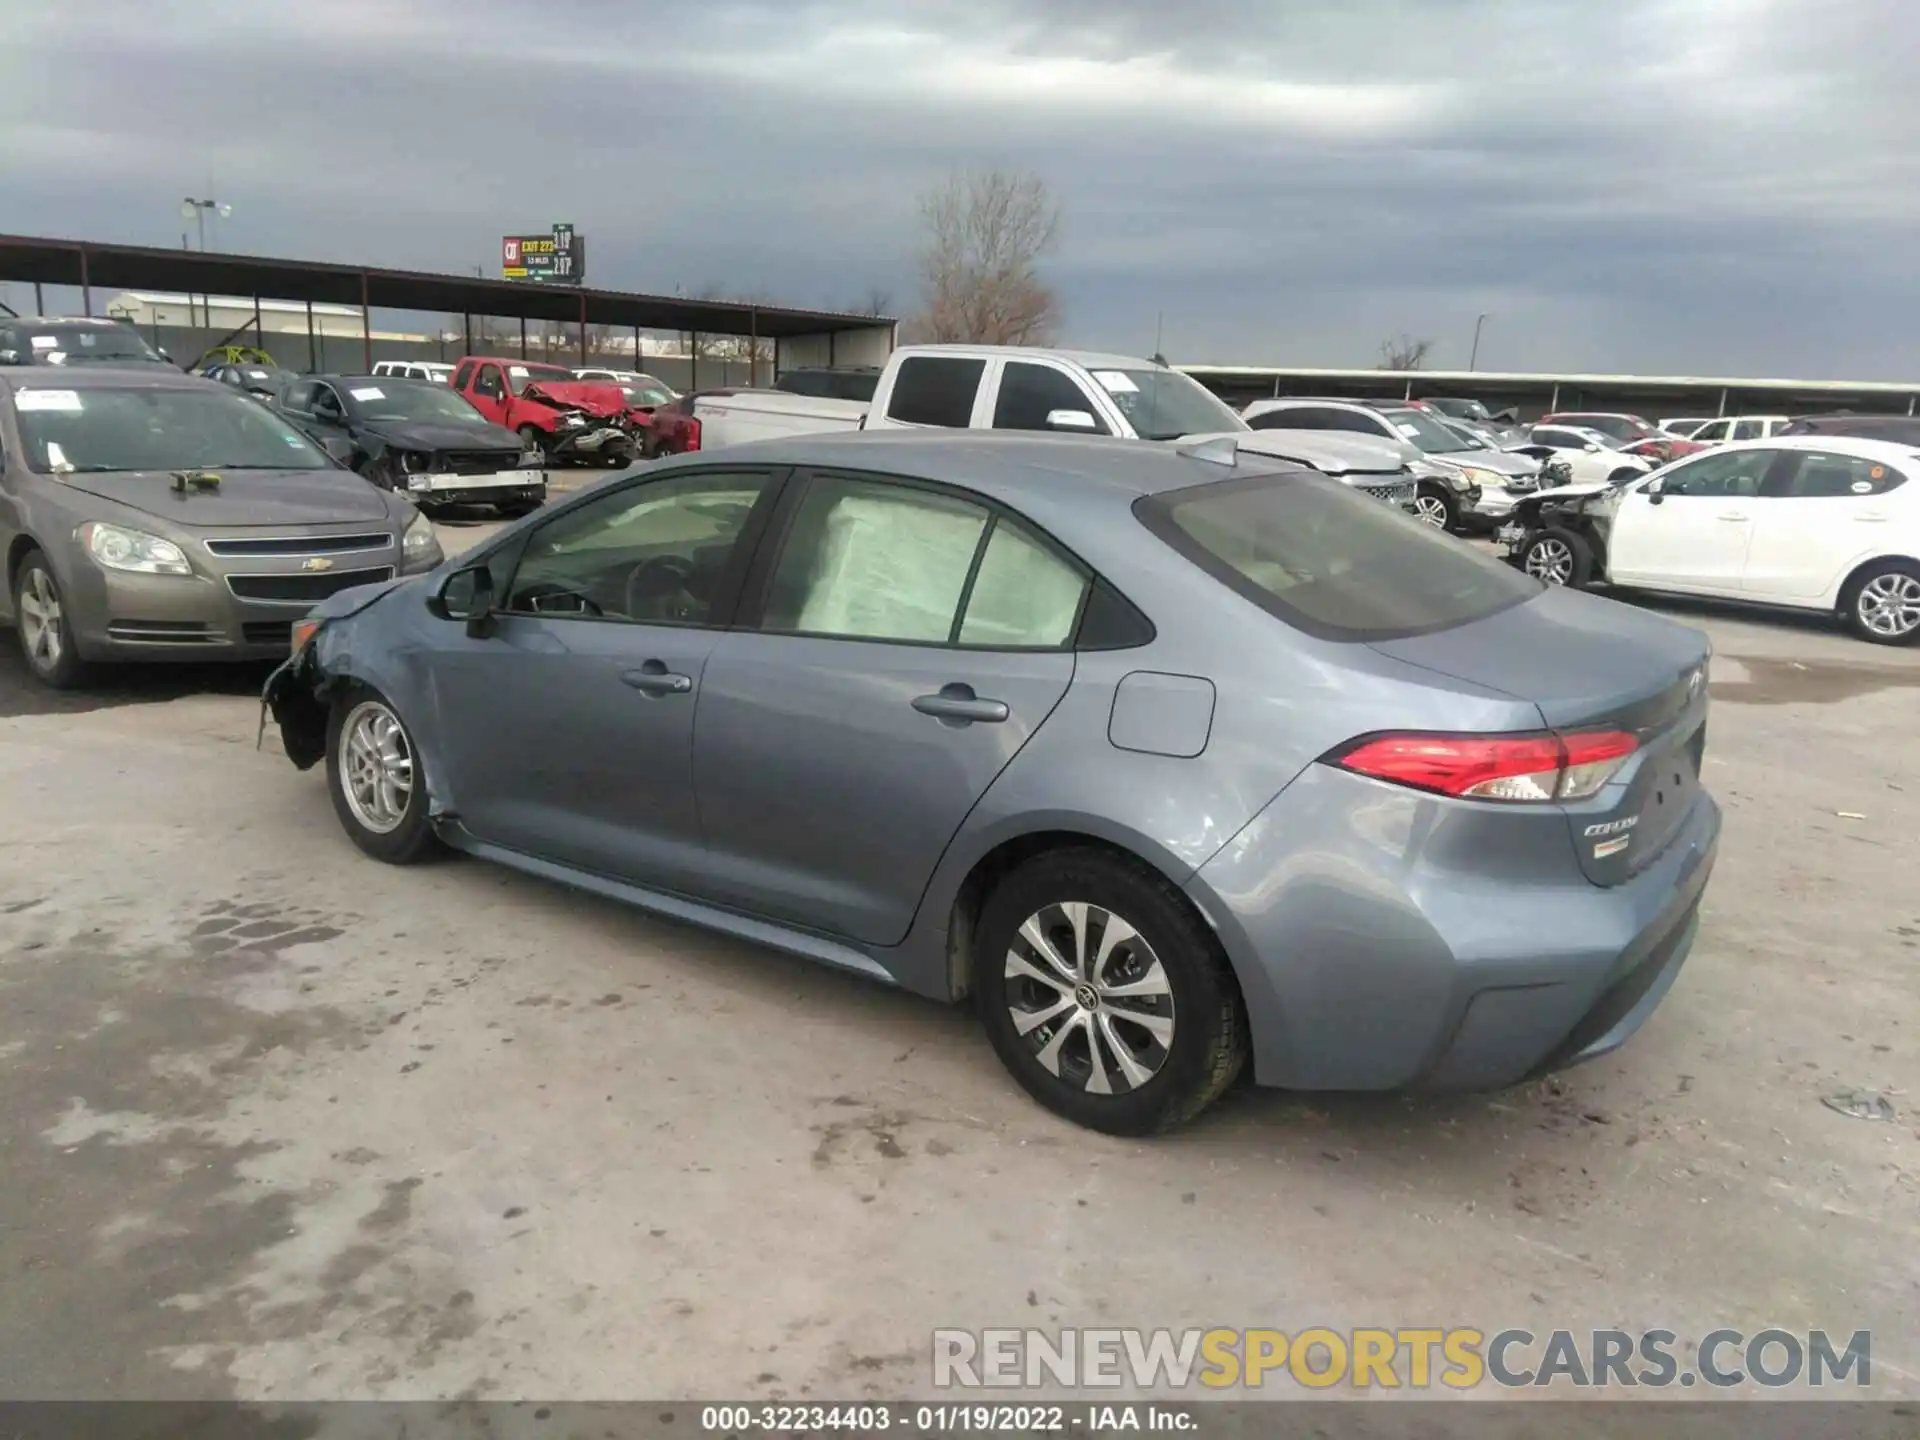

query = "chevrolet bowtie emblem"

[{"left": 301, "top": 556, "right": 335, "bottom": 572}]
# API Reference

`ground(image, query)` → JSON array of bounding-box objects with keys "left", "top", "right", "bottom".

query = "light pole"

[
  {"left": 1468, "top": 312, "right": 1490, "bottom": 371},
  {"left": 180, "top": 197, "right": 230, "bottom": 333}
]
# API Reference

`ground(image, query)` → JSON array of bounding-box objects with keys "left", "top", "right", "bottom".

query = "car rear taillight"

[
  {"left": 683, "top": 416, "right": 702, "bottom": 452},
  {"left": 1330, "top": 729, "right": 1638, "bottom": 803}
]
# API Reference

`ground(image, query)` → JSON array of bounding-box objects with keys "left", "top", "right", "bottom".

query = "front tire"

[
  {"left": 1522, "top": 527, "right": 1594, "bottom": 588},
  {"left": 974, "top": 848, "right": 1247, "bottom": 1136},
  {"left": 1412, "top": 483, "right": 1456, "bottom": 531},
  {"left": 324, "top": 685, "right": 441, "bottom": 863},
  {"left": 12, "top": 550, "right": 89, "bottom": 689},
  {"left": 1842, "top": 559, "right": 1920, "bottom": 646}
]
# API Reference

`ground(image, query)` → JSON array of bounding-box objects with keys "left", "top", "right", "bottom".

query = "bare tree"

[
  {"left": 849, "top": 286, "right": 893, "bottom": 318},
  {"left": 914, "top": 168, "right": 1061, "bottom": 345},
  {"left": 1379, "top": 334, "right": 1434, "bottom": 371}
]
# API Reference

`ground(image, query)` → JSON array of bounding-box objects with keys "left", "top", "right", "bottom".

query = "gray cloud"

[{"left": 2, "top": 0, "right": 1916, "bottom": 377}]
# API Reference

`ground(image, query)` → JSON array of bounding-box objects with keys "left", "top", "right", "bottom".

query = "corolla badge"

[{"left": 301, "top": 556, "right": 335, "bottom": 572}]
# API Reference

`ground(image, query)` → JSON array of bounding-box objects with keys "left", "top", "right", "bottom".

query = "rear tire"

[
  {"left": 324, "top": 685, "right": 442, "bottom": 864},
  {"left": 974, "top": 848, "right": 1247, "bottom": 1135},
  {"left": 1841, "top": 559, "right": 1920, "bottom": 646},
  {"left": 1522, "top": 527, "right": 1594, "bottom": 589},
  {"left": 11, "top": 550, "right": 90, "bottom": 690}
]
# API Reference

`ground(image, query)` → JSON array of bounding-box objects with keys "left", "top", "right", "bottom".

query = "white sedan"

[
  {"left": 1519, "top": 425, "right": 1655, "bottom": 487},
  {"left": 1494, "top": 435, "right": 1920, "bottom": 645}
]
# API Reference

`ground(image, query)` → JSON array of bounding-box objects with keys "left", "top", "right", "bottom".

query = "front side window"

[
  {"left": 451, "top": 362, "right": 475, "bottom": 390},
  {"left": 1731, "top": 419, "right": 1764, "bottom": 440},
  {"left": 1657, "top": 449, "right": 1774, "bottom": 498},
  {"left": 885, "top": 357, "right": 984, "bottom": 428},
  {"left": 474, "top": 365, "right": 506, "bottom": 399},
  {"left": 505, "top": 471, "right": 768, "bottom": 624},
  {"left": 1691, "top": 419, "right": 1730, "bottom": 443},
  {"left": 12, "top": 385, "right": 332, "bottom": 474},
  {"left": 993, "top": 362, "right": 1108, "bottom": 433},
  {"left": 1140, "top": 471, "right": 1537, "bottom": 641}
]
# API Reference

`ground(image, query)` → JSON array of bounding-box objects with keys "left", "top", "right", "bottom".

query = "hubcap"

[
  {"left": 1414, "top": 493, "right": 1450, "bottom": 528},
  {"left": 1858, "top": 573, "right": 1920, "bottom": 637},
  {"left": 339, "top": 700, "right": 414, "bottom": 834},
  {"left": 17, "top": 568, "right": 63, "bottom": 673},
  {"left": 1004, "top": 901, "right": 1175, "bottom": 1096},
  {"left": 1526, "top": 537, "right": 1575, "bottom": 586}
]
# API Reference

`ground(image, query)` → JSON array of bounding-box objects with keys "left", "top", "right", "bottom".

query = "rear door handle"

[
  {"left": 1716, "top": 511, "right": 1750, "bottom": 522},
  {"left": 621, "top": 661, "right": 692, "bottom": 696},
  {"left": 912, "top": 684, "right": 1009, "bottom": 725}
]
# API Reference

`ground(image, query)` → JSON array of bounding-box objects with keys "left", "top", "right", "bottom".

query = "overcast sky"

[{"left": 3, "top": 0, "right": 1917, "bottom": 377}]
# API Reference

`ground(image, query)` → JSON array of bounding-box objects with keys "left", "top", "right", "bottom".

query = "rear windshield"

[{"left": 1139, "top": 471, "right": 1538, "bottom": 641}]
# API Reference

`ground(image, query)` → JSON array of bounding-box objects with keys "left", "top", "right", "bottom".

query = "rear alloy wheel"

[
  {"left": 976, "top": 849, "right": 1246, "bottom": 1135},
  {"left": 325, "top": 686, "right": 441, "bottom": 863},
  {"left": 12, "top": 551, "right": 88, "bottom": 689},
  {"left": 1844, "top": 560, "right": 1920, "bottom": 646},
  {"left": 1412, "top": 484, "right": 1455, "bottom": 530},
  {"left": 1522, "top": 528, "right": 1593, "bottom": 589}
]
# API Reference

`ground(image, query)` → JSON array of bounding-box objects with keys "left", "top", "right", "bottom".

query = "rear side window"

[
  {"left": 885, "top": 357, "right": 983, "bottom": 428},
  {"left": 1247, "top": 407, "right": 1323, "bottom": 431},
  {"left": 452, "top": 363, "right": 474, "bottom": 389},
  {"left": 1769, "top": 451, "right": 1908, "bottom": 498},
  {"left": 1138, "top": 473, "right": 1538, "bottom": 641}
]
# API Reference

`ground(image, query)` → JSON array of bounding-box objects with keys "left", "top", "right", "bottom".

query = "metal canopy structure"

[
  {"left": 1183, "top": 363, "right": 1920, "bottom": 420},
  {"left": 0, "top": 232, "right": 895, "bottom": 381}
]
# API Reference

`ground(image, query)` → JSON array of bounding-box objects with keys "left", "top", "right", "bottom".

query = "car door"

[
  {"left": 691, "top": 471, "right": 1086, "bottom": 945},
  {"left": 426, "top": 466, "right": 784, "bottom": 889},
  {"left": 466, "top": 363, "right": 511, "bottom": 426},
  {"left": 1607, "top": 447, "right": 1776, "bottom": 594},
  {"left": 1742, "top": 449, "right": 1911, "bottom": 601}
]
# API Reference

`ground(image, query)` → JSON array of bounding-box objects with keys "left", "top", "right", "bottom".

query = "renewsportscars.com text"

[{"left": 932, "top": 1327, "right": 1873, "bottom": 1391}]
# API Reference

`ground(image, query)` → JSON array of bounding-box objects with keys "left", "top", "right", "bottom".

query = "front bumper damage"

[{"left": 543, "top": 417, "right": 638, "bottom": 463}]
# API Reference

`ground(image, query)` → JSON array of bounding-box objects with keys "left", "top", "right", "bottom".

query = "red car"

[
  {"left": 1541, "top": 411, "right": 1705, "bottom": 464},
  {"left": 448, "top": 357, "right": 644, "bottom": 466}
]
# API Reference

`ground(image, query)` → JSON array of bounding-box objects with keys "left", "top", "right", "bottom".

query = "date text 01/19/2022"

[{"left": 698, "top": 1403, "right": 1198, "bottom": 1431}]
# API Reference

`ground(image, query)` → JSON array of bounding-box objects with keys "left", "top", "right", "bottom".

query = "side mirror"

[
  {"left": 158, "top": 349, "right": 173, "bottom": 362},
  {"left": 1645, "top": 477, "right": 1666, "bottom": 505},
  {"left": 0, "top": 350, "right": 20, "bottom": 365},
  {"left": 320, "top": 435, "right": 356, "bottom": 466},
  {"left": 429, "top": 564, "right": 496, "bottom": 636},
  {"left": 1583, "top": 443, "right": 1603, "bottom": 453},
  {"left": 1045, "top": 408, "right": 1099, "bottom": 432}
]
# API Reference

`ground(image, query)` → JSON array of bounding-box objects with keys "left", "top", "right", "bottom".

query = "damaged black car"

[{"left": 274, "top": 374, "right": 546, "bottom": 516}]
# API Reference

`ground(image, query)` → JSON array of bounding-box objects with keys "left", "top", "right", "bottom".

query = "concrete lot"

[{"left": 0, "top": 527, "right": 1916, "bottom": 1403}]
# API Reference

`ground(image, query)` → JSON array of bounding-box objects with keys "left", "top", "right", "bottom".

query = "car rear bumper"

[
  {"left": 1187, "top": 763, "right": 1721, "bottom": 1092},
  {"left": 63, "top": 558, "right": 433, "bottom": 664}
]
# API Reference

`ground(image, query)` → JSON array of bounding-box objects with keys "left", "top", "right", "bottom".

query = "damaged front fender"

[{"left": 257, "top": 649, "right": 331, "bottom": 770}]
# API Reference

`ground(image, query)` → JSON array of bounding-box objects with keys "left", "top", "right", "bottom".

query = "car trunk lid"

[{"left": 1370, "top": 586, "right": 1711, "bottom": 885}]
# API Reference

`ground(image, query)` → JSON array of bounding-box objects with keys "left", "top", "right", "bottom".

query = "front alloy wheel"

[
  {"left": 1525, "top": 535, "right": 1576, "bottom": 585},
  {"left": 1004, "top": 902, "right": 1175, "bottom": 1096},
  {"left": 1412, "top": 487, "right": 1453, "bottom": 530},
  {"left": 324, "top": 686, "right": 441, "bottom": 863},
  {"left": 13, "top": 552, "right": 87, "bottom": 688}
]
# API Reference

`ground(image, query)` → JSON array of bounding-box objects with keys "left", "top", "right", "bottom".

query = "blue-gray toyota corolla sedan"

[{"left": 262, "top": 430, "right": 1719, "bottom": 1135}]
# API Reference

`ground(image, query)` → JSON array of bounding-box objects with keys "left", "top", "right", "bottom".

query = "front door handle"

[
  {"left": 1716, "top": 511, "right": 1750, "bottom": 522},
  {"left": 912, "top": 683, "right": 1009, "bottom": 725},
  {"left": 1855, "top": 512, "right": 1888, "bottom": 523},
  {"left": 621, "top": 660, "right": 692, "bottom": 696}
]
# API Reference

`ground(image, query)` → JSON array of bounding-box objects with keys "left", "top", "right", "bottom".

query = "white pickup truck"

[{"left": 691, "top": 345, "right": 1251, "bottom": 449}]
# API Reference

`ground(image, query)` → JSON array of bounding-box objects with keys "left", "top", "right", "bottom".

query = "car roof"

[
  {"left": 1, "top": 315, "right": 134, "bottom": 327},
  {"left": 0, "top": 365, "right": 211, "bottom": 393},
  {"left": 903, "top": 344, "right": 1165, "bottom": 371},
  {"left": 1707, "top": 434, "right": 1920, "bottom": 463},
  {"left": 683, "top": 430, "right": 1305, "bottom": 502}
]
